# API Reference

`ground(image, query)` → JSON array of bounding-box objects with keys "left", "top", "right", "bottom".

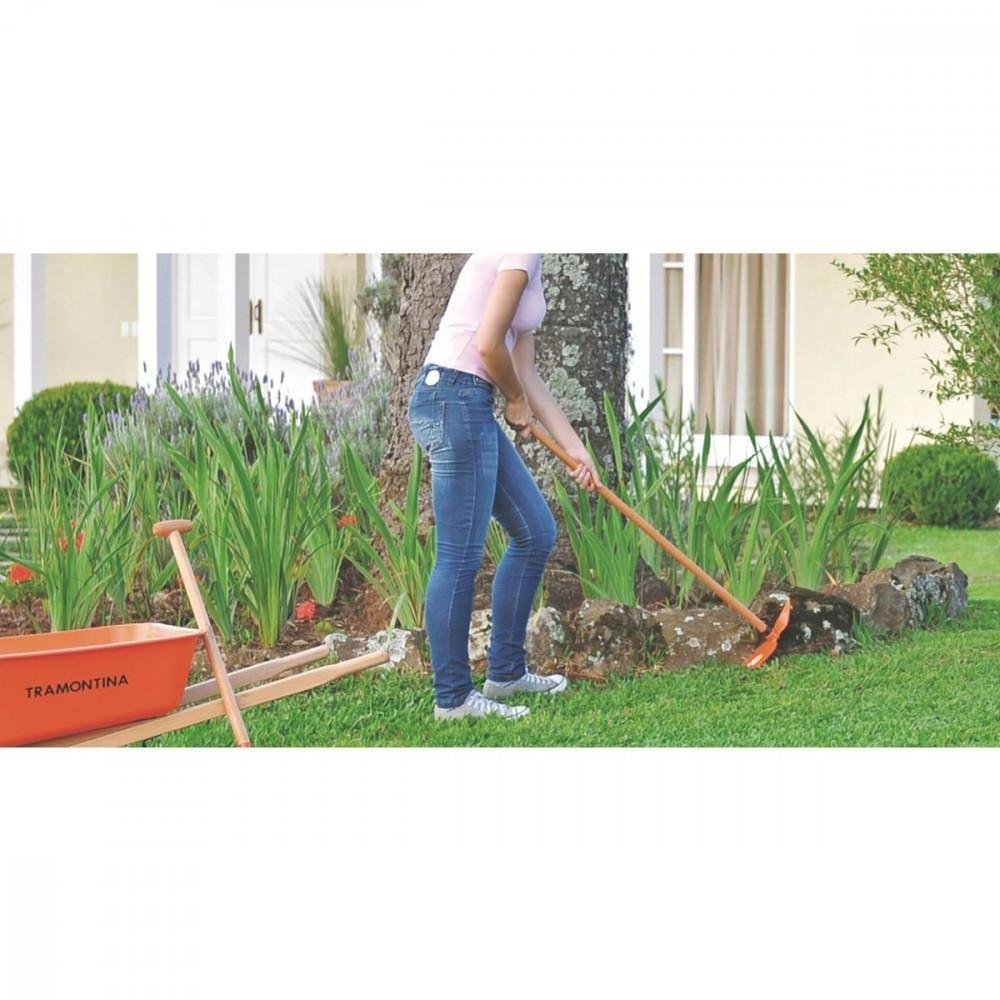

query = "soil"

[{"left": 0, "top": 557, "right": 679, "bottom": 659}]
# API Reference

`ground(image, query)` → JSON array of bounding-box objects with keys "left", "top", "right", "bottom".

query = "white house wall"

[
  {"left": 792, "top": 253, "right": 975, "bottom": 453},
  {"left": 44, "top": 254, "right": 138, "bottom": 390}
]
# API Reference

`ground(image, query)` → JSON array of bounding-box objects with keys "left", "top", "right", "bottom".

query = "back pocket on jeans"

[{"left": 408, "top": 397, "right": 445, "bottom": 451}]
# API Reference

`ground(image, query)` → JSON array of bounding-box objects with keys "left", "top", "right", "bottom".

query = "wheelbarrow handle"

[
  {"left": 529, "top": 423, "right": 768, "bottom": 635},
  {"left": 153, "top": 516, "right": 252, "bottom": 747},
  {"left": 152, "top": 519, "right": 194, "bottom": 538}
]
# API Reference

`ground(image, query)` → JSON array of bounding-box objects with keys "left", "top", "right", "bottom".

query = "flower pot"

[{"left": 313, "top": 379, "right": 352, "bottom": 406}]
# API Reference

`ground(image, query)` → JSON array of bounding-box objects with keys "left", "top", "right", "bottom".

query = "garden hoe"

[{"left": 530, "top": 425, "right": 793, "bottom": 668}]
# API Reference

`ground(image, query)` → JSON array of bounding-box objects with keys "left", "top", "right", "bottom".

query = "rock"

[
  {"left": 894, "top": 556, "right": 968, "bottom": 619},
  {"left": 822, "top": 556, "right": 968, "bottom": 634},
  {"left": 753, "top": 587, "right": 859, "bottom": 656},
  {"left": 525, "top": 606, "right": 569, "bottom": 669},
  {"left": 649, "top": 606, "right": 753, "bottom": 669},
  {"left": 468, "top": 609, "right": 492, "bottom": 667},
  {"left": 566, "top": 599, "right": 666, "bottom": 676}
]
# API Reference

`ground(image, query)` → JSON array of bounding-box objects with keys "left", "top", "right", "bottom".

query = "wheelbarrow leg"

[{"left": 153, "top": 519, "right": 252, "bottom": 747}]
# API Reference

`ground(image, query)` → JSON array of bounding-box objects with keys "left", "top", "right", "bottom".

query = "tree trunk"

[
  {"left": 378, "top": 253, "right": 631, "bottom": 521},
  {"left": 378, "top": 253, "right": 469, "bottom": 511}
]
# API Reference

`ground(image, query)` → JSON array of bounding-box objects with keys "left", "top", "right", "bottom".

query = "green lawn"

[{"left": 150, "top": 523, "right": 1000, "bottom": 748}]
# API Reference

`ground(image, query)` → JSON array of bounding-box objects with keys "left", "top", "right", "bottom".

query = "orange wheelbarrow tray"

[{"left": 0, "top": 518, "right": 390, "bottom": 748}]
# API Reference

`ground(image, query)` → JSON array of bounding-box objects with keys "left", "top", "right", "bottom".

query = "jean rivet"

[{"left": 425, "top": 370, "right": 440, "bottom": 386}]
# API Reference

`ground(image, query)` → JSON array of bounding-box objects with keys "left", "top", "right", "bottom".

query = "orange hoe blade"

[
  {"left": 743, "top": 598, "right": 792, "bottom": 668},
  {"left": 529, "top": 424, "right": 793, "bottom": 668}
]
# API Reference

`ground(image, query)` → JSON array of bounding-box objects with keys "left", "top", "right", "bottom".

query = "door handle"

[{"left": 252, "top": 299, "right": 263, "bottom": 335}]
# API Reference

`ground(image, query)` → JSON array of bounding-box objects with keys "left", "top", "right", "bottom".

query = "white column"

[
  {"left": 12, "top": 254, "right": 46, "bottom": 411},
  {"left": 216, "top": 253, "right": 250, "bottom": 370},
  {"left": 137, "top": 254, "right": 174, "bottom": 390},
  {"left": 627, "top": 252, "right": 652, "bottom": 407},
  {"left": 681, "top": 252, "right": 698, "bottom": 419}
]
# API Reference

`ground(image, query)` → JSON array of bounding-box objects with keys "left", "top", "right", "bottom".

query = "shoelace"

[
  {"left": 516, "top": 671, "right": 558, "bottom": 691},
  {"left": 467, "top": 690, "right": 523, "bottom": 717}
]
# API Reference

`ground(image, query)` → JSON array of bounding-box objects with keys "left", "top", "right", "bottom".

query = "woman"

[{"left": 407, "top": 254, "right": 601, "bottom": 721}]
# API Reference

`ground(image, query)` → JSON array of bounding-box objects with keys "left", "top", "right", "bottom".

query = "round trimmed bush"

[
  {"left": 881, "top": 443, "right": 1000, "bottom": 528},
  {"left": 6, "top": 381, "right": 137, "bottom": 484}
]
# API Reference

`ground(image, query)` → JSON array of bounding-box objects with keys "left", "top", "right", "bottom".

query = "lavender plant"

[
  {"left": 313, "top": 345, "right": 391, "bottom": 485},
  {"left": 102, "top": 357, "right": 301, "bottom": 616}
]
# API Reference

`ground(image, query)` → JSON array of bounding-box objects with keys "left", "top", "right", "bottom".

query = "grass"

[{"left": 150, "top": 521, "right": 1000, "bottom": 748}]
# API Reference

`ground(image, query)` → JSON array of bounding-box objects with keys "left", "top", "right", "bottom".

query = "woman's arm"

[
  {"left": 511, "top": 333, "right": 601, "bottom": 492},
  {"left": 474, "top": 269, "right": 530, "bottom": 400}
]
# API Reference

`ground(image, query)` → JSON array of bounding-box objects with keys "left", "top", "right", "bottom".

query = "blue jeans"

[{"left": 407, "top": 363, "right": 558, "bottom": 708}]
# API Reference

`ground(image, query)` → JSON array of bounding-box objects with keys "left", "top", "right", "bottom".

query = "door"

[
  {"left": 174, "top": 253, "right": 221, "bottom": 377},
  {"left": 248, "top": 254, "right": 326, "bottom": 407},
  {"left": 174, "top": 254, "right": 326, "bottom": 406}
]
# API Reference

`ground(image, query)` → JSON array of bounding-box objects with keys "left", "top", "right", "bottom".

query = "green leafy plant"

[
  {"left": 0, "top": 426, "right": 137, "bottom": 631},
  {"left": 300, "top": 428, "right": 352, "bottom": 606},
  {"left": 163, "top": 351, "right": 326, "bottom": 647},
  {"left": 835, "top": 253, "right": 1000, "bottom": 449},
  {"left": 286, "top": 275, "right": 361, "bottom": 380},
  {"left": 340, "top": 440, "right": 435, "bottom": 629},
  {"left": 614, "top": 390, "right": 772, "bottom": 606},
  {"left": 787, "top": 386, "right": 893, "bottom": 511},
  {"left": 881, "top": 443, "right": 1000, "bottom": 528},
  {"left": 755, "top": 401, "right": 895, "bottom": 589},
  {"left": 7, "top": 381, "right": 136, "bottom": 485},
  {"left": 553, "top": 396, "right": 641, "bottom": 604}
]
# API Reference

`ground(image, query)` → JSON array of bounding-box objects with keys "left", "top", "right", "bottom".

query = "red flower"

[
  {"left": 75, "top": 532, "right": 84, "bottom": 552},
  {"left": 9, "top": 563, "right": 33, "bottom": 584},
  {"left": 295, "top": 599, "right": 318, "bottom": 622},
  {"left": 337, "top": 514, "right": 358, "bottom": 528}
]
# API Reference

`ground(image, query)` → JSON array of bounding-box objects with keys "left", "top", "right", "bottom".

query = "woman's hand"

[
  {"left": 565, "top": 444, "right": 601, "bottom": 493},
  {"left": 504, "top": 395, "right": 535, "bottom": 440}
]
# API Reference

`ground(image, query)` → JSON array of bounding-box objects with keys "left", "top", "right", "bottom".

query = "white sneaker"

[
  {"left": 434, "top": 689, "right": 530, "bottom": 721},
  {"left": 483, "top": 670, "right": 568, "bottom": 701}
]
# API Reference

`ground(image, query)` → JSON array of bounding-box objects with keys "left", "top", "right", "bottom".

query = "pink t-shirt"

[{"left": 423, "top": 253, "right": 546, "bottom": 383}]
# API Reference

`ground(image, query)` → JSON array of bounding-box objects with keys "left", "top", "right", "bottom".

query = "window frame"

[{"left": 649, "top": 253, "right": 796, "bottom": 466}]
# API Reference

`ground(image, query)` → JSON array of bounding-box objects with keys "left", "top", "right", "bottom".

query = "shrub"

[
  {"left": 7, "top": 381, "right": 136, "bottom": 484},
  {"left": 881, "top": 443, "right": 1000, "bottom": 528}
]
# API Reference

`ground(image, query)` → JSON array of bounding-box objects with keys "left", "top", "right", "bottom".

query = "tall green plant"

[
  {"left": 300, "top": 424, "right": 351, "bottom": 605},
  {"left": 287, "top": 275, "right": 360, "bottom": 380},
  {"left": 340, "top": 442, "right": 435, "bottom": 629},
  {"left": 553, "top": 400, "right": 640, "bottom": 603},
  {"left": 754, "top": 401, "right": 894, "bottom": 589},
  {"left": 614, "top": 391, "right": 774, "bottom": 606},
  {"left": 163, "top": 351, "right": 326, "bottom": 647},
  {"left": 0, "top": 430, "right": 136, "bottom": 631}
]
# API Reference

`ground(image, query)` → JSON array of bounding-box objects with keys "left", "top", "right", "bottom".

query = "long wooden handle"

[
  {"left": 162, "top": 525, "right": 254, "bottom": 747},
  {"left": 530, "top": 424, "right": 767, "bottom": 634}
]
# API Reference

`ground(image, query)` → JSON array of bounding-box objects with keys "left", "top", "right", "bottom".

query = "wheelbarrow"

[{"left": 0, "top": 519, "right": 389, "bottom": 747}]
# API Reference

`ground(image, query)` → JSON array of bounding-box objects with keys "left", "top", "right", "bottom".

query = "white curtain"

[{"left": 696, "top": 254, "right": 788, "bottom": 436}]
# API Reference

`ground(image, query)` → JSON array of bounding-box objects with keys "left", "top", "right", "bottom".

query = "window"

[{"left": 651, "top": 253, "right": 791, "bottom": 444}]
